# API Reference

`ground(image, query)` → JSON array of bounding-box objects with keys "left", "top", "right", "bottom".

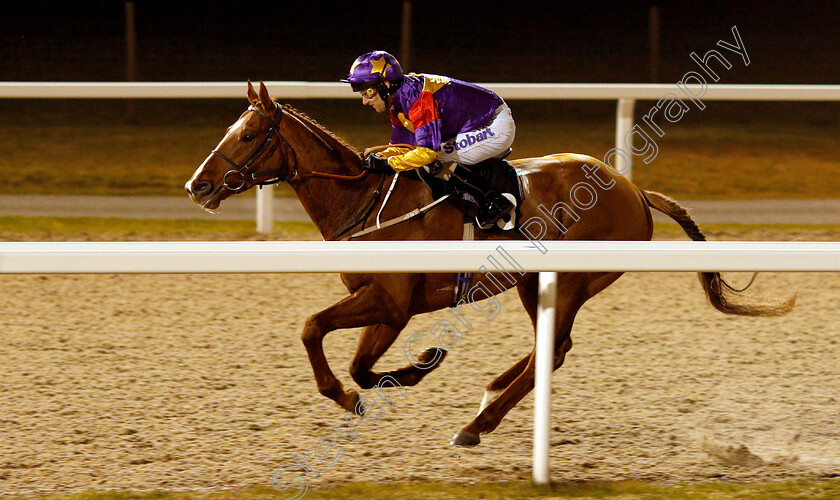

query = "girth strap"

[{"left": 346, "top": 194, "right": 451, "bottom": 240}]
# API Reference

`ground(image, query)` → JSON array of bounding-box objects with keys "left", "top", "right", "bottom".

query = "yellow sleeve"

[
  {"left": 386, "top": 146, "right": 439, "bottom": 172},
  {"left": 378, "top": 146, "right": 410, "bottom": 158}
]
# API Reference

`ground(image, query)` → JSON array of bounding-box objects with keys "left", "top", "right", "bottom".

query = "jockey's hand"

[{"left": 362, "top": 154, "right": 394, "bottom": 174}]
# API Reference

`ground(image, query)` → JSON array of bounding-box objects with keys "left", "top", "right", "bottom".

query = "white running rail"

[
  {"left": 3, "top": 81, "right": 839, "bottom": 233},
  {"left": 2, "top": 239, "right": 840, "bottom": 483}
]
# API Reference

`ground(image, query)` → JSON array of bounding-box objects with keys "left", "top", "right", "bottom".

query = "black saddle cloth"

[
  {"left": 472, "top": 157, "right": 523, "bottom": 207},
  {"left": 418, "top": 159, "right": 523, "bottom": 209}
]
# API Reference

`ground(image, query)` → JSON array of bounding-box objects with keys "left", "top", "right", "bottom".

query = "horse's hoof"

[
  {"left": 344, "top": 389, "right": 361, "bottom": 414},
  {"left": 450, "top": 430, "right": 481, "bottom": 447},
  {"left": 418, "top": 347, "right": 447, "bottom": 367}
]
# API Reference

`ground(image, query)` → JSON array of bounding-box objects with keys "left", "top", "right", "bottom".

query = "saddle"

[{"left": 417, "top": 155, "right": 524, "bottom": 231}]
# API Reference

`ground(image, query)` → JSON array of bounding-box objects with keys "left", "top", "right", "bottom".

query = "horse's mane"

[{"left": 282, "top": 104, "right": 362, "bottom": 160}]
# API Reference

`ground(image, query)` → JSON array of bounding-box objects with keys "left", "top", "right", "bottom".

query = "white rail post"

[
  {"left": 533, "top": 271, "right": 558, "bottom": 484},
  {"left": 256, "top": 184, "right": 274, "bottom": 234},
  {"left": 615, "top": 98, "right": 635, "bottom": 181}
]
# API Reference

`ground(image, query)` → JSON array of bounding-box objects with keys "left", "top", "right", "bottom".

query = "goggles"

[{"left": 359, "top": 87, "right": 378, "bottom": 99}]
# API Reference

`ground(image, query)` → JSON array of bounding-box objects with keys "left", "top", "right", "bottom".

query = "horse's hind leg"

[
  {"left": 349, "top": 323, "right": 447, "bottom": 389},
  {"left": 476, "top": 273, "right": 539, "bottom": 414},
  {"left": 453, "top": 271, "right": 623, "bottom": 446},
  {"left": 474, "top": 270, "right": 625, "bottom": 423},
  {"left": 451, "top": 295, "right": 580, "bottom": 445}
]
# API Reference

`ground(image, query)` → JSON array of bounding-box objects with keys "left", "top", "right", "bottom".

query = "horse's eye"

[{"left": 242, "top": 134, "right": 256, "bottom": 142}]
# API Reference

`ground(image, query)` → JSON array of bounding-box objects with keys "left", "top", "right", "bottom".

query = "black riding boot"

[{"left": 449, "top": 164, "right": 514, "bottom": 229}]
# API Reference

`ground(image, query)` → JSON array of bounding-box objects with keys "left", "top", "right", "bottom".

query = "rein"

[
  {"left": 283, "top": 110, "right": 370, "bottom": 182},
  {"left": 206, "top": 105, "right": 440, "bottom": 241},
  {"left": 207, "top": 102, "right": 370, "bottom": 199}
]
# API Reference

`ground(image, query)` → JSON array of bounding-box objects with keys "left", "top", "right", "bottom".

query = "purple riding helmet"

[{"left": 340, "top": 50, "right": 404, "bottom": 98}]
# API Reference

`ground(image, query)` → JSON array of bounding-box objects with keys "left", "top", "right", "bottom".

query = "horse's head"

[{"left": 186, "top": 81, "right": 291, "bottom": 212}]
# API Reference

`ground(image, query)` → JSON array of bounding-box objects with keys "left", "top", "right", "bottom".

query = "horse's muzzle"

[
  {"left": 184, "top": 180, "right": 223, "bottom": 212},
  {"left": 187, "top": 180, "right": 213, "bottom": 198}
]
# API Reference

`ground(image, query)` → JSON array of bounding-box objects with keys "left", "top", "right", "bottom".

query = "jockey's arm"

[
  {"left": 386, "top": 146, "right": 439, "bottom": 171},
  {"left": 379, "top": 123, "right": 417, "bottom": 161},
  {"left": 383, "top": 106, "right": 442, "bottom": 171}
]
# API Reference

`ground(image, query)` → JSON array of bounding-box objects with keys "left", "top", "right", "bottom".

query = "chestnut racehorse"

[{"left": 185, "top": 82, "right": 793, "bottom": 446}]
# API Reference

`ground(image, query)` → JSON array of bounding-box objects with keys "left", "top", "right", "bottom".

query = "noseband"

[{"left": 210, "top": 101, "right": 289, "bottom": 193}]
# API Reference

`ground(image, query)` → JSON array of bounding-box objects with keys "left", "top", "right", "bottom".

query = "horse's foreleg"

[
  {"left": 301, "top": 282, "right": 404, "bottom": 413},
  {"left": 350, "top": 323, "right": 447, "bottom": 389}
]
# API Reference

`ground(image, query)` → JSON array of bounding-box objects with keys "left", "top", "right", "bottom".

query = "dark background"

[
  {"left": 0, "top": 1, "right": 837, "bottom": 130},
  {"left": 1, "top": 1, "right": 837, "bottom": 84}
]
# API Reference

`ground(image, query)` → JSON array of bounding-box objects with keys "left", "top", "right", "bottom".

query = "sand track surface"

[{"left": 1, "top": 229, "right": 839, "bottom": 496}]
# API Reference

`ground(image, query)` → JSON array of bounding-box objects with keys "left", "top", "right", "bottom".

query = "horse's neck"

[{"left": 283, "top": 117, "right": 380, "bottom": 239}]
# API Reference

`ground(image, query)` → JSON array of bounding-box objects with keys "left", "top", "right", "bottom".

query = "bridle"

[
  {"left": 208, "top": 101, "right": 369, "bottom": 198},
  {"left": 202, "top": 99, "right": 389, "bottom": 240},
  {"left": 210, "top": 101, "right": 288, "bottom": 193}
]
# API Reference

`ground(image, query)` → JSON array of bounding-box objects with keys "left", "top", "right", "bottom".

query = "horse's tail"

[{"left": 643, "top": 190, "right": 795, "bottom": 317}]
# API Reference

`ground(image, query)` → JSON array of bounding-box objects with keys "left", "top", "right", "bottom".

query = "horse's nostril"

[{"left": 192, "top": 181, "right": 212, "bottom": 196}]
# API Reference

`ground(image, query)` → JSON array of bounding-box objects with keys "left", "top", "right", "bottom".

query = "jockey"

[{"left": 341, "top": 50, "right": 516, "bottom": 229}]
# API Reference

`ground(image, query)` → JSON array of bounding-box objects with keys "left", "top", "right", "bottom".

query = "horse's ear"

[
  {"left": 247, "top": 80, "right": 259, "bottom": 105},
  {"left": 258, "top": 81, "right": 273, "bottom": 109}
]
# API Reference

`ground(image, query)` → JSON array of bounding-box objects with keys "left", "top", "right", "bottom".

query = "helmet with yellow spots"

[{"left": 340, "top": 50, "right": 404, "bottom": 94}]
